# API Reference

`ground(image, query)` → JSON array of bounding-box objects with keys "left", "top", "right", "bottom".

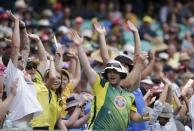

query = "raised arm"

[
  {"left": 7, "top": 11, "right": 20, "bottom": 66},
  {"left": 126, "top": 20, "right": 141, "bottom": 55},
  {"left": 141, "top": 50, "right": 156, "bottom": 80},
  {"left": 46, "top": 56, "right": 56, "bottom": 88},
  {"left": 121, "top": 53, "right": 147, "bottom": 92},
  {"left": 70, "top": 30, "right": 98, "bottom": 85},
  {"left": 68, "top": 53, "right": 81, "bottom": 88},
  {"left": 55, "top": 47, "right": 63, "bottom": 72},
  {"left": 28, "top": 34, "right": 47, "bottom": 76},
  {"left": 19, "top": 20, "right": 30, "bottom": 66},
  {"left": 172, "top": 92, "right": 182, "bottom": 115},
  {"left": 94, "top": 21, "right": 110, "bottom": 65}
]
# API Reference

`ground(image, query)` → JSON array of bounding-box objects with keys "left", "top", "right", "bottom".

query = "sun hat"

[
  {"left": 101, "top": 60, "right": 128, "bottom": 79},
  {"left": 141, "top": 76, "right": 154, "bottom": 85},
  {"left": 91, "top": 46, "right": 118, "bottom": 63},
  {"left": 114, "top": 51, "right": 134, "bottom": 66},
  {"left": 179, "top": 52, "right": 190, "bottom": 62},
  {"left": 60, "top": 69, "right": 70, "bottom": 81},
  {"left": 158, "top": 103, "right": 173, "bottom": 118},
  {"left": 65, "top": 97, "right": 80, "bottom": 110}
]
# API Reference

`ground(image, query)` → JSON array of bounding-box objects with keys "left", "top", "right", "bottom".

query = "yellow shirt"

[
  {"left": 61, "top": 82, "right": 74, "bottom": 117},
  {"left": 30, "top": 72, "right": 50, "bottom": 128},
  {"left": 49, "top": 90, "right": 61, "bottom": 131}
]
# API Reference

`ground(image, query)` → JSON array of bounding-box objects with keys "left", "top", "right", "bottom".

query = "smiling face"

[
  {"left": 61, "top": 75, "right": 69, "bottom": 87},
  {"left": 52, "top": 71, "right": 62, "bottom": 90},
  {"left": 107, "top": 69, "right": 121, "bottom": 86}
]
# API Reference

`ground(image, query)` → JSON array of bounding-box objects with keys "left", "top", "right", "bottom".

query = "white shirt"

[
  {"left": 189, "top": 95, "right": 194, "bottom": 131},
  {"left": 148, "top": 100, "right": 177, "bottom": 131},
  {"left": 156, "top": 118, "right": 177, "bottom": 131},
  {"left": 4, "top": 60, "right": 42, "bottom": 121}
]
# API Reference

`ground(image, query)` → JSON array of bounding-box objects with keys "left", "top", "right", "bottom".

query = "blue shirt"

[{"left": 127, "top": 88, "right": 148, "bottom": 131}]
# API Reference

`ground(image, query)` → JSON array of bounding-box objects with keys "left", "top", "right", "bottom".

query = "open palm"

[
  {"left": 28, "top": 33, "right": 40, "bottom": 41},
  {"left": 94, "top": 21, "right": 106, "bottom": 34},
  {"left": 69, "top": 30, "right": 83, "bottom": 46},
  {"left": 127, "top": 20, "right": 138, "bottom": 32}
]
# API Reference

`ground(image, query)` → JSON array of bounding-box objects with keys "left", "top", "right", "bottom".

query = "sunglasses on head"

[{"left": 106, "top": 62, "right": 121, "bottom": 68}]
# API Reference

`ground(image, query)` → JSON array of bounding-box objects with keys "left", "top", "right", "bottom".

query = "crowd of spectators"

[{"left": 0, "top": 0, "right": 194, "bottom": 130}]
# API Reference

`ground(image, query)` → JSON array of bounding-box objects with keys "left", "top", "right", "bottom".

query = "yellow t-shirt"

[
  {"left": 49, "top": 90, "right": 61, "bottom": 131},
  {"left": 61, "top": 82, "right": 74, "bottom": 117},
  {"left": 30, "top": 72, "right": 50, "bottom": 128}
]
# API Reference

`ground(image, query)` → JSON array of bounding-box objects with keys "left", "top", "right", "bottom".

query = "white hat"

[
  {"left": 123, "top": 44, "right": 134, "bottom": 54},
  {"left": 158, "top": 52, "right": 169, "bottom": 60},
  {"left": 141, "top": 77, "right": 153, "bottom": 85},
  {"left": 101, "top": 60, "right": 128, "bottom": 79},
  {"left": 158, "top": 103, "right": 173, "bottom": 118},
  {"left": 38, "top": 19, "right": 50, "bottom": 27},
  {"left": 82, "top": 29, "right": 92, "bottom": 38},
  {"left": 15, "top": 0, "right": 27, "bottom": 8},
  {"left": 58, "top": 26, "right": 69, "bottom": 34}
]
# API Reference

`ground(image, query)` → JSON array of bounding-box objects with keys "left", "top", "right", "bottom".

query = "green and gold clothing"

[{"left": 88, "top": 75, "right": 136, "bottom": 131}]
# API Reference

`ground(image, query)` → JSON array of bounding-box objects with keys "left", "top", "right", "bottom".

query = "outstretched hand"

[
  {"left": 6, "top": 10, "right": 19, "bottom": 22},
  {"left": 134, "top": 53, "right": 148, "bottom": 66},
  {"left": 28, "top": 33, "right": 40, "bottom": 41},
  {"left": 69, "top": 30, "right": 83, "bottom": 46},
  {"left": 94, "top": 21, "right": 106, "bottom": 34},
  {"left": 127, "top": 20, "right": 138, "bottom": 33}
]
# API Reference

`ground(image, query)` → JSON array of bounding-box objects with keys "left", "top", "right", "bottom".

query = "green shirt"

[{"left": 88, "top": 75, "right": 136, "bottom": 131}]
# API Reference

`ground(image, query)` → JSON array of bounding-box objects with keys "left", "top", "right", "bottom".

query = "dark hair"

[
  {"left": 44, "top": 69, "right": 63, "bottom": 104},
  {"left": 2, "top": 53, "right": 10, "bottom": 67},
  {"left": 102, "top": 69, "right": 127, "bottom": 80}
]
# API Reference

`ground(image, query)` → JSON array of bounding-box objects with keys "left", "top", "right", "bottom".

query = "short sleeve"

[
  {"left": 129, "top": 93, "right": 137, "bottom": 112},
  {"left": 91, "top": 74, "right": 101, "bottom": 95}
]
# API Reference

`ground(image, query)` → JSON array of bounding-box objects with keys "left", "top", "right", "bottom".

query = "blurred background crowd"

[{"left": 1, "top": 0, "right": 194, "bottom": 131}]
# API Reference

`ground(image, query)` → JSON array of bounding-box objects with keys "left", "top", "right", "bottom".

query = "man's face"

[
  {"left": 107, "top": 69, "right": 121, "bottom": 86},
  {"left": 26, "top": 63, "right": 37, "bottom": 80},
  {"left": 158, "top": 117, "right": 170, "bottom": 126},
  {"left": 17, "top": 56, "right": 25, "bottom": 70}
]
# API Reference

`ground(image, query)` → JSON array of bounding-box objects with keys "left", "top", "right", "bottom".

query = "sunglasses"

[
  {"left": 18, "top": 56, "right": 22, "bottom": 61},
  {"left": 106, "top": 62, "right": 121, "bottom": 68},
  {"left": 26, "top": 61, "right": 37, "bottom": 70}
]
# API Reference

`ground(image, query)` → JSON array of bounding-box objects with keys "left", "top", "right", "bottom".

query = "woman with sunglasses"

[{"left": 70, "top": 30, "right": 149, "bottom": 130}]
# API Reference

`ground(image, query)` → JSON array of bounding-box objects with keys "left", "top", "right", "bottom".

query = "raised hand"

[
  {"left": 28, "top": 33, "right": 40, "bottom": 41},
  {"left": 69, "top": 30, "right": 83, "bottom": 46},
  {"left": 148, "top": 49, "right": 156, "bottom": 61},
  {"left": 19, "top": 20, "right": 26, "bottom": 28},
  {"left": 6, "top": 10, "right": 19, "bottom": 21},
  {"left": 10, "top": 79, "right": 19, "bottom": 96},
  {"left": 134, "top": 52, "right": 148, "bottom": 65},
  {"left": 94, "top": 21, "right": 106, "bottom": 34},
  {"left": 127, "top": 20, "right": 138, "bottom": 33}
]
